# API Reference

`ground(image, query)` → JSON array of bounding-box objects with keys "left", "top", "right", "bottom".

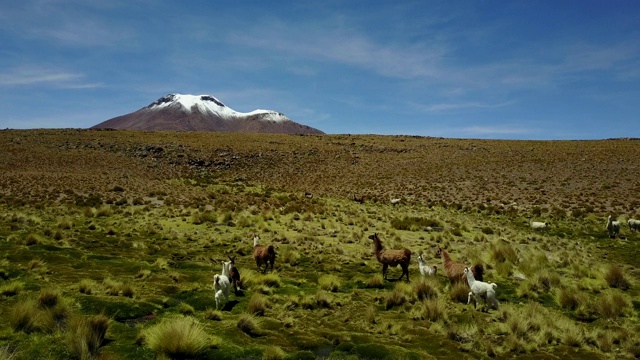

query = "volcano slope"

[{"left": 0, "top": 129, "right": 639, "bottom": 359}]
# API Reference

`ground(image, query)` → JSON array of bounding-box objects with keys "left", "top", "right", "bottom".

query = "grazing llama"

[
  {"left": 436, "top": 247, "right": 484, "bottom": 284},
  {"left": 252, "top": 234, "right": 276, "bottom": 273},
  {"left": 228, "top": 255, "right": 242, "bottom": 294},
  {"left": 417, "top": 254, "right": 437, "bottom": 277},
  {"left": 464, "top": 267, "right": 498, "bottom": 311},
  {"left": 213, "top": 262, "right": 230, "bottom": 310},
  {"left": 606, "top": 215, "right": 620, "bottom": 238},
  {"left": 367, "top": 233, "right": 411, "bottom": 282}
]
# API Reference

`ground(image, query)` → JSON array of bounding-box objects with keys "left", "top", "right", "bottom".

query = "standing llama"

[
  {"left": 606, "top": 215, "right": 620, "bottom": 238},
  {"left": 417, "top": 254, "right": 437, "bottom": 277},
  {"left": 464, "top": 266, "right": 499, "bottom": 311},
  {"left": 436, "top": 247, "right": 484, "bottom": 284},
  {"left": 252, "top": 234, "right": 276, "bottom": 273},
  {"left": 228, "top": 255, "right": 242, "bottom": 294},
  {"left": 213, "top": 262, "right": 231, "bottom": 310},
  {"left": 367, "top": 233, "right": 412, "bottom": 282}
]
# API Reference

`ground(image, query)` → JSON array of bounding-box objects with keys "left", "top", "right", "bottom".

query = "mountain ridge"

[{"left": 91, "top": 93, "right": 324, "bottom": 134}]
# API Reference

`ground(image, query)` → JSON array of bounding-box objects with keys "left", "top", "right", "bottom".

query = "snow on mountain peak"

[{"left": 146, "top": 93, "right": 289, "bottom": 122}]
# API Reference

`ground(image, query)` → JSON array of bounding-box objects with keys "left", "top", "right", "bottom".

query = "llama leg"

[{"left": 382, "top": 264, "right": 388, "bottom": 279}]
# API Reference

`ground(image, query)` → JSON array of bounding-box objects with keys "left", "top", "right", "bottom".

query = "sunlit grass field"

[{"left": 0, "top": 129, "right": 639, "bottom": 359}]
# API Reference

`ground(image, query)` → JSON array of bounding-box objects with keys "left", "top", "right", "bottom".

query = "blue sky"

[{"left": 1, "top": 1, "right": 639, "bottom": 139}]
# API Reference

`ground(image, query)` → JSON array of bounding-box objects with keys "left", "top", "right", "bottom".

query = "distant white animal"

[
  {"left": 530, "top": 221, "right": 550, "bottom": 230},
  {"left": 417, "top": 254, "right": 437, "bottom": 277},
  {"left": 464, "top": 267, "right": 498, "bottom": 311},
  {"left": 628, "top": 218, "right": 640, "bottom": 232},
  {"left": 390, "top": 198, "right": 401, "bottom": 205},
  {"left": 606, "top": 215, "right": 621, "bottom": 238}
]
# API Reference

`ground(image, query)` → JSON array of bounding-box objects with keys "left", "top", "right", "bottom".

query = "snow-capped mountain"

[{"left": 91, "top": 94, "right": 324, "bottom": 134}]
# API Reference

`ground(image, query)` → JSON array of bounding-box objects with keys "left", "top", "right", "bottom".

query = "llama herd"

[
  {"left": 213, "top": 214, "right": 637, "bottom": 311},
  {"left": 366, "top": 233, "right": 495, "bottom": 310}
]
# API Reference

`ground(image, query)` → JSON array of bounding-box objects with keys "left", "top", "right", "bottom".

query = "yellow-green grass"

[{"left": 0, "top": 130, "right": 640, "bottom": 359}]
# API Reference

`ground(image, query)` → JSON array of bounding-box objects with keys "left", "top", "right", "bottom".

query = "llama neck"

[
  {"left": 441, "top": 250, "right": 452, "bottom": 264},
  {"left": 372, "top": 236, "right": 384, "bottom": 256},
  {"left": 465, "top": 269, "right": 475, "bottom": 285},
  {"left": 253, "top": 237, "right": 260, "bottom": 247}
]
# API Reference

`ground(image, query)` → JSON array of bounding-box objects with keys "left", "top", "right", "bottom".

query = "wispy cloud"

[
  {"left": 0, "top": 67, "right": 98, "bottom": 88},
  {"left": 412, "top": 101, "right": 513, "bottom": 113},
  {"left": 228, "top": 24, "right": 447, "bottom": 80}
]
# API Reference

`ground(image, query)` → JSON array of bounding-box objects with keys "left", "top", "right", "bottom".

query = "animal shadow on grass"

[{"left": 222, "top": 300, "right": 240, "bottom": 312}]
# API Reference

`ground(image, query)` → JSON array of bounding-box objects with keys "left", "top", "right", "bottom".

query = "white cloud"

[{"left": 0, "top": 67, "right": 84, "bottom": 86}]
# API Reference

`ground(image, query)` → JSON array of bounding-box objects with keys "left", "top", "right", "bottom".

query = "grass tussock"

[
  {"left": 78, "top": 279, "right": 95, "bottom": 295},
  {"left": 237, "top": 315, "right": 261, "bottom": 337},
  {"left": 318, "top": 274, "right": 342, "bottom": 292},
  {"left": 385, "top": 283, "right": 411, "bottom": 310},
  {"left": 596, "top": 291, "right": 631, "bottom": 319},
  {"left": 67, "top": 314, "right": 110, "bottom": 360},
  {"left": 262, "top": 346, "right": 287, "bottom": 360},
  {"left": 413, "top": 279, "right": 439, "bottom": 301},
  {"left": 365, "top": 274, "right": 385, "bottom": 289},
  {"left": 248, "top": 293, "right": 270, "bottom": 316},
  {"left": 604, "top": 265, "right": 631, "bottom": 290},
  {"left": 37, "top": 288, "right": 60, "bottom": 309},
  {"left": 413, "top": 298, "right": 447, "bottom": 322},
  {"left": 144, "top": 316, "right": 210, "bottom": 358},
  {"left": 449, "top": 282, "right": 469, "bottom": 304},
  {"left": 0, "top": 281, "right": 24, "bottom": 297},
  {"left": 203, "top": 308, "right": 222, "bottom": 321}
]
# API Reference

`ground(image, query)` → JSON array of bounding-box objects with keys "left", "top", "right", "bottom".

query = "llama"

[
  {"left": 464, "top": 266, "right": 498, "bottom": 311},
  {"left": 627, "top": 218, "right": 640, "bottom": 232},
  {"left": 213, "top": 272, "right": 230, "bottom": 310},
  {"left": 253, "top": 234, "right": 276, "bottom": 273},
  {"left": 436, "top": 247, "right": 484, "bottom": 284},
  {"left": 530, "top": 221, "right": 551, "bottom": 230},
  {"left": 390, "top": 198, "right": 401, "bottom": 205},
  {"left": 228, "top": 255, "right": 242, "bottom": 294},
  {"left": 417, "top": 254, "right": 437, "bottom": 277},
  {"left": 606, "top": 215, "right": 620, "bottom": 238},
  {"left": 367, "top": 233, "right": 411, "bottom": 281}
]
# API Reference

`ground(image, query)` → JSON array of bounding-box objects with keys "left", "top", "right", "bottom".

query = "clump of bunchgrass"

[
  {"left": 78, "top": 279, "right": 95, "bottom": 295},
  {"left": 203, "top": 308, "right": 222, "bottom": 321},
  {"left": 0, "top": 281, "right": 24, "bottom": 297},
  {"left": 315, "top": 290, "right": 333, "bottom": 308},
  {"left": 103, "top": 278, "right": 123, "bottom": 296},
  {"left": 449, "top": 282, "right": 469, "bottom": 303},
  {"left": 556, "top": 286, "right": 585, "bottom": 311},
  {"left": 412, "top": 298, "right": 447, "bottom": 322},
  {"left": 385, "top": 283, "right": 410, "bottom": 310},
  {"left": 144, "top": 316, "right": 210, "bottom": 358},
  {"left": 279, "top": 245, "right": 300, "bottom": 265},
  {"left": 0, "top": 346, "right": 17, "bottom": 360},
  {"left": 604, "top": 265, "right": 631, "bottom": 290},
  {"left": 136, "top": 269, "right": 152, "bottom": 279},
  {"left": 595, "top": 291, "right": 631, "bottom": 320},
  {"left": 37, "top": 288, "right": 60, "bottom": 309},
  {"left": 248, "top": 293, "right": 270, "bottom": 316},
  {"left": 9, "top": 300, "right": 39, "bottom": 333},
  {"left": 365, "top": 274, "right": 385, "bottom": 289},
  {"left": 67, "top": 314, "right": 110, "bottom": 360},
  {"left": 262, "top": 345, "right": 287, "bottom": 360},
  {"left": 490, "top": 241, "right": 518, "bottom": 264},
  {"left": 237, "top": 315, "right": 261, "bottom": 337},
  {"left": 177, "top": 302, "right": 195, "bottom": 315},
  {"left": 413, "top": 279, "right": 439, "bottom": 301},
  {"left": 318, "top": 274, "right": 342, "bottom": 292}
]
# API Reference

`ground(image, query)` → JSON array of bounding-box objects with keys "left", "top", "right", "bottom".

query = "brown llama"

[
  {"left": 368, "top": 233, "right": 412, "bottom": 282},
  {"left": 228, "top": 255, "right": 242, "bottom": 294},
  {"left": 436, "top": 247, "right": 484, "bottom": 285},
  {"left": 252, "top": 234, "right": 276, "bottom": 273}
]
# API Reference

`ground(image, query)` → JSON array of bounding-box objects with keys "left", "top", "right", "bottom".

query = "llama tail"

[{"left": 404, "top": 248, "right": 412, "bottom": 259}]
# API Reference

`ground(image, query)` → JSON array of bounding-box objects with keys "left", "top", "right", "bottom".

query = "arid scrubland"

[{"left": 0, "top": 129, "right": 639, "bottom": 359}]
